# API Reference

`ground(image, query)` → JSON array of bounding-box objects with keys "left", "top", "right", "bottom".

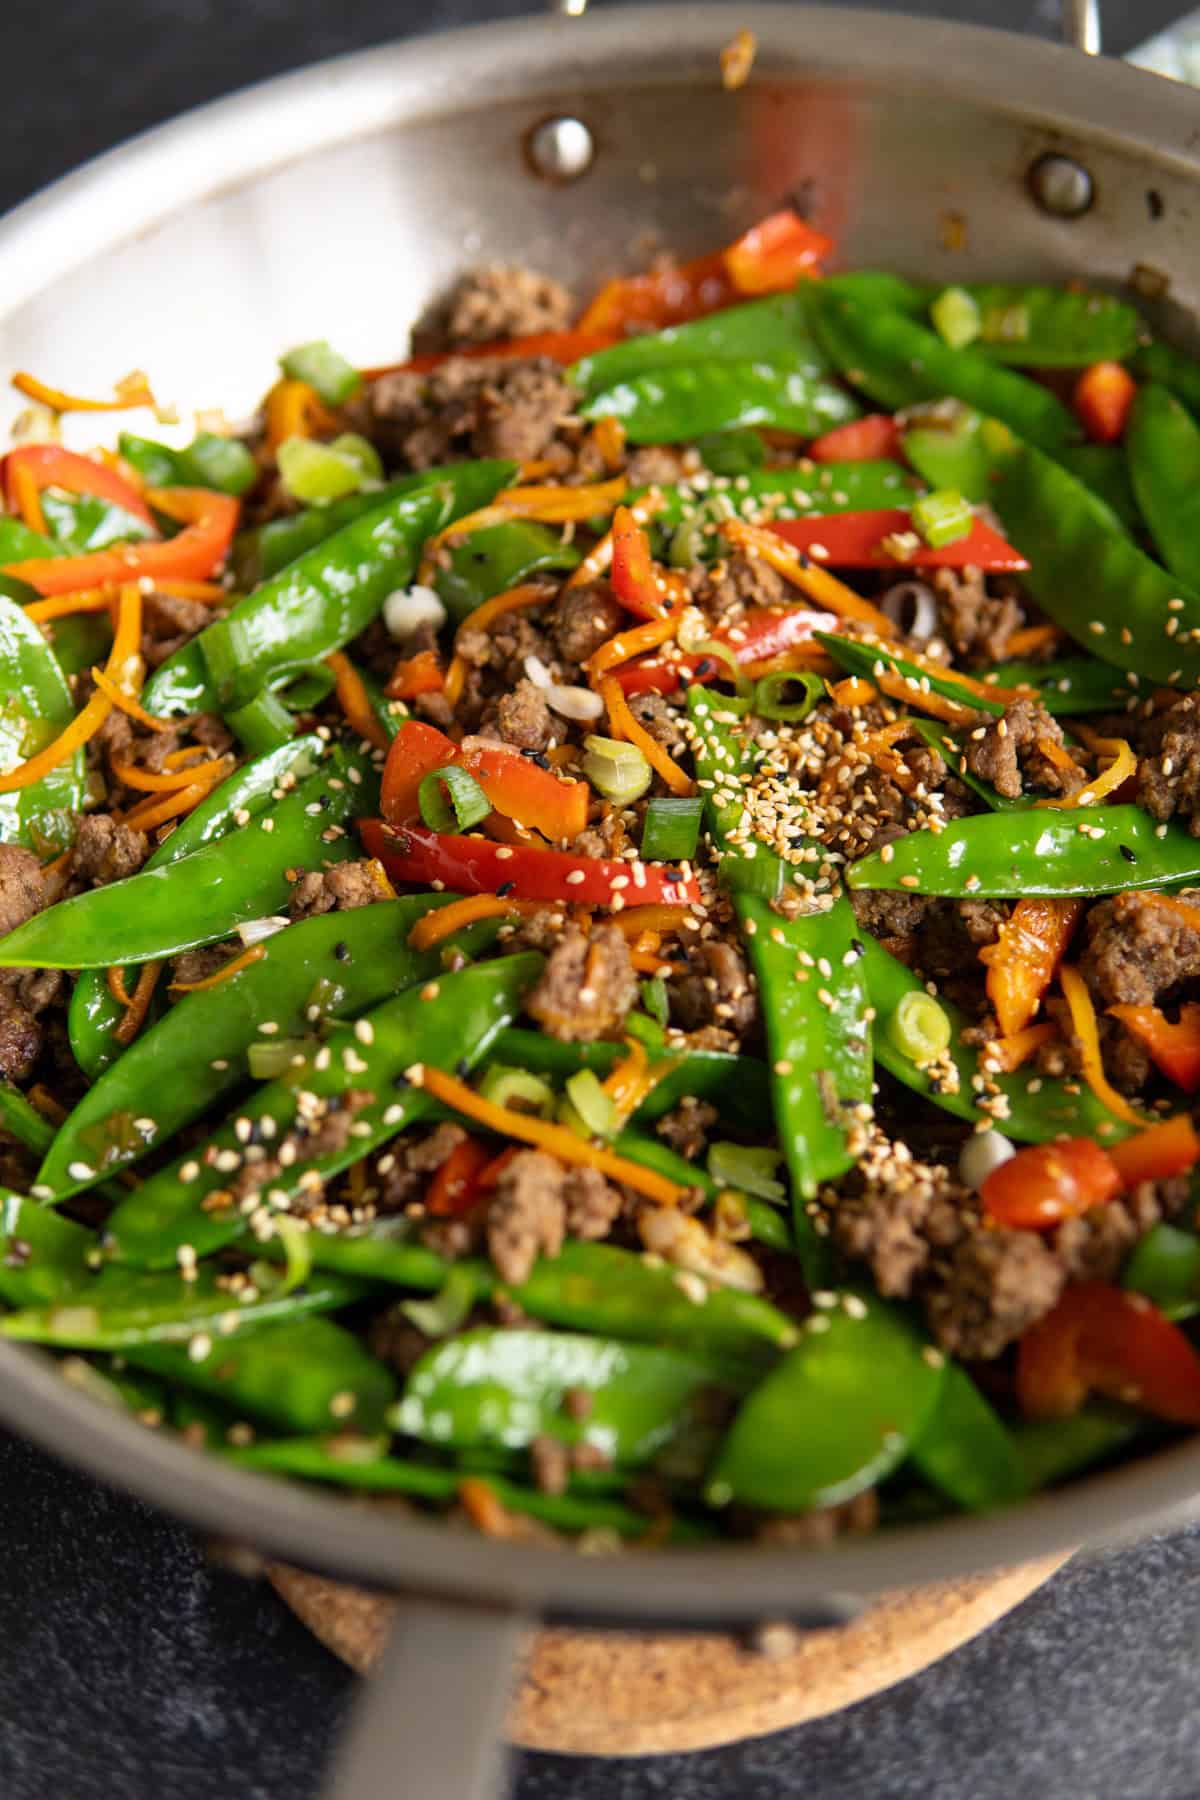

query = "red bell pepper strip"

[
  {"left": 980, "top": 1138, "right": 1122, "bottom": 1231},
  {"left": 3, "top": 445, "right": 156, "bottom": 529},
  {"left": 359, "top": 819, "right": 703, "bottom": 907},
  {"left": 1073, "top": 361, "right": 1137, "bottom": 445},
  {"left": 380, "top": 721, "right": 589, "bottom": 842},
  {"left": 807, "top": 414, "right": 902, "bottom": 464},
  {"left": 1107, "top": 1003, "right": 1200, "bottom": 1095},
  {"left": 769, "top": 510, "right": 1030, "bottom": 572},
  {"left": 723, "top": 210, "right": 832, "bottom": 296},
  {"left": 614, "top": 606, "right": 837, "bottom": 697},
  {"left": 577, "top": 252, "right": 738, "bottom": 337},
  {"left": 426, "top": 1135, "right": 495, "bottom": 1217},
  {"left": 610, "top": 505, "right": 677, "bottom": 620},
  {"left": 385, "top": 649, "right": 444, "bottom": 700},
  {"left": 1107, "top": 1114, "right": 1200, "bottom": 1188},
  {"left": 1017, "top": 1282, "right": 1200, "bottom": 1424},
  {"left": 361, "top": 329, "right": 616, "bottom": 381},
  {"left": 979, "top": 898, "right": 1082, "bottom": 1039},
  {"left": 2, "top": 486, "right": 239, "bottom": 597}
]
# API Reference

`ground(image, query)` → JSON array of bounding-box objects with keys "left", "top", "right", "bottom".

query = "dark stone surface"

[{"left": 2, "top": 3, "right": 1199, "bottom": 1797}]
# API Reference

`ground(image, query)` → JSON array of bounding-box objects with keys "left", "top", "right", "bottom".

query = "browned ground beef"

[
  {"left": 459, "top": 608, "right": 555, "bottom": 690},
  {"left": 1136, "top": 693, "right": 1200, "bottom": 836},
  {"left": 289, "top": 861, "right": 383, "bottom": 920},
  {"left": 486, "top": 1149, "right": 568, "bottom": 1285},
  {"left": 1081, "top": 891, "right": 1200, "bottom": 1006},
  {"left": 142, "top": 592, "right": 212, "bottom": 668},
  {"left": 369, "top": 357, "right": 577, "bottom": 471},
  {"left": 628, "top": 691, "right": 684, "bottom": 750},
  {"left": 832, "top": 1158, "right": 969, "bottom": 1300},
  {"left": 72, "top": 814, "right": 150, "bottom": 885},
  {"left": 0, "top": 846, "right": 46, "bottom": 939},
  {"left": 932, "top": 566, "right": 1024, "bottom": 666},
  {"left": 924, "top": 1228, "right": 1066, "bottom": 1360},
  {"left": 526, "top": 923, "right": 638, "bottom": 1042},
  {"left": 691, "top": 553, "right": 788, "bottom": 620},
  {"left": 656, "top": 1097, "right": 718, "bottom": 1160},
  {"left": 481, "top": 678, "right": 554, "bottom": 751},
  {"left": 416, "top": 265, "right": 573, "bottom": 352},
  {"left": 367, "top": 1308, "right": 433, "bottom": 1376},
  {"left": 549, "top": 582, "right": 626, "bottom": 666},
  {"left": 963, "top": 696, "right": 1084, "bottom": 800},
  {"left": 669, "top": 939, "right": 758, "bottom": 1042},
  {"left": 0, "top": 995, "right": 43, "bottom": 1083}
]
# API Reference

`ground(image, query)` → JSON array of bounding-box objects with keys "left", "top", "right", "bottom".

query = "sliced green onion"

[
  {"left": 887, "top": 990, "right": 952, "bottom": 1065},
  {"left": 401, "top": 1264, "right": 478, "bottom": 1337},
  {"left": 582, "top": 735, "right": 652, "bottom": 804},
  {"left": 248, "top": 1036, "right": 316, "bottom": 1080},
  {"left": 624, "top": 1011, "right": 667, "bottom": 1054},
  {"left": 752, "top": 669, "right": 824, "bottom": 724},
  {"left": 911, "top": 488, "right": 974, "bottom": 550},
  {"left": 418, "top": 764, "right": 491, "bottom": 833},
  {"left": 279, "top": 339, "right": 363, "bottom": 405},
  {"left": 707, "top": 1142, "right": 786, "bottom": 1203},
  {"left": 981, "top": 301, "right": 1031, "bottom": 346},
  {"left": 478, "top": 1065, "right": 556, "bottom": 1117},
  {"left": 277, "top": 436, "right": 368, "bottom": 504},
  {"left": 564, "top": 1069, "right": 618, "bottom": 1138},
  {"left": 226, "top": 687, "right": 296, "bottom": 755},
  {"left": 181, "top": 432, "right": 258, "bottom": 496},
  {"left": 641, "top": 795, "right": 703, "bottom": 862},
  {"left": 689, "top": 637, "right": 753, "bottom": 711},
  {"left": 668, "top": 517, "right": 713, "bottom": 569},
  {"left": 641, "top": 976, "right": 669, "bottom": 1028},
  {"left": 329, "top": 432, "right": 383, "bottom": 483},
  {"left": 930, "top": 286, "right": 982, "bottom": 350},
  {"left": 272, "top": 1215, "right": 314, "bottom": 1296}
]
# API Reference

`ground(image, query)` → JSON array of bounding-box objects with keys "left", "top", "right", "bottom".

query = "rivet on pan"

[
  {"left": 527, "top": 116, "right": 595, "bottom": 183},
  {"left": 1027, "top": 153, "right": 1094, "bottom": 219}
]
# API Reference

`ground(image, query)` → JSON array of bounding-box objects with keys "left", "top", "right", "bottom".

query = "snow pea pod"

[
  {"left": 127, "top": 1315, "right": 395, "bottom": 1435},
  {"left": 643, "top": 458, "right": 920, "bottom": 534},
  {"left": 392, "top": 1327, "right": 754, "bottom": 1465},
  {"left": 0, "top": 1191, "right": 93, "bottom": 1306},
  {"left": 933, "top": 283, "right": 1139, "bottom": 368},
  {"left": 1058, "top": 445, "right": 1140, "bottom": 535},
  {"left": 847, "top": 805, "right": 1200, "bottom": 901},
  {"left": 569, "top": 292, "right": 832, "bottom": 395},
  {"left": 0, "top": 519, "right": 70, "bottom": 563},
  {"left": 608, "top": 1127, "right": 790, "bottom": 1252},
  {"left": 433, "top": 521, "right": 580, "bottom": 625},
  {"left": 976, "top": 656, "right": 1132, "bottom": 718},
  {"left": 40, "top": 489, "right": 154, "bottom": 552},
  {"left": 69, "top": 732, "right": 326, "bottom": 1078},
  {"left": 1126, "top": 385, "right": 1200, "bottom": 589},
  {"left": 0, "top": 742, "right": 374, "bottom": 972},
  {"left": 1123, "top": 1222, "right": 1200, "bottom": 1320},
  {"left": 44, "top": 898, "right": 502, "bottom": 1197},
  {"left": 908, "top": 1363, "right": 1028, "bottom": 1511},
  {"left": 223, "top": 1437, "right": 710, "bottom": 1540},
  {"left": 119, "top": 431, "right": 257, "bottom": 498},
  {"left": 231, "top": 474, "right": 441, "bottom": 587},
  {"left": 1133, "top": 341, "right": 1200, "bottom": 418},
  {"left": 145, "top": 460, "right": 515, "bottom": 718},
  {"left": 0, "top": 594, "right": 83, "bottom": 855},
  {"left": 581, "top": 360, "right": 860, "bottom": 446},
  {"left": 707, "top": 1293, "right": 943, "bottom": 1512},
  {"left": 901, "top": 405, "right": 993, "bottom": 501},
  {"left": 106, "top": 952, "right": 539, "bottom": 1268},
  {"left": 0, "top": 1083, "right": 56, "bottom": 1157},
  {"left": 1013, "top": 1405, "right": 1146, "bottom": 1490},
  {"left": 808, "top": 291, "right": 1079, "bottom": 452},
  {"left": 858, "top": 932, "right": 1132, "bottom": 1144},
  {"left": 816, "top": 630, "right": 1004, "bottom": 718},
  {"left": 905, "top": 717, "right": 1017, "bottom": 813},
  {"left": 990, "top": 437, "right": 1200, "bottom": 687},
  {"left": 490, "top": 1028, "right": 773, "bottom": 1132},
  {"left": 47, "top": 610, "right": 112, "bottom": 680}
]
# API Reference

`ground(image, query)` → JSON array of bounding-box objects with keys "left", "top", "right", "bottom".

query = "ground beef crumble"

[
  {"left": 526, "top": 923, "right": 638, "bottom": 1043},
  {"left": 369, "top": 357, "right": 577, "bottom": 472},
  {"left": 1080, "top": 891, "right": 1200, "bottom": 1007},
  {"left": 72, "top": 814, "right": 150, "bottom": 885},
  {"left": 656, "top": 1097, "right": 718, "bottom": 1160},
  {"left": 1136, "top": 692, "right": 1200, "bottom": 836},
  {"left": 289, "top": 861, "right": 384, "bottom": 920},
  {"left": 415, "top": 265, "right": 573, "bottom": 352},
  {"left": 931, "top": 566, "right": 1024, "bottom": 666},
  {"left": 963, "top": 696, "right": 1085, "bottom": 800}
]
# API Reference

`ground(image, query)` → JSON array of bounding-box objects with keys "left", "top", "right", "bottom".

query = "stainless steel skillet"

[{"left": 0, "top": 4, "right": 1199, "bottom": 1795}]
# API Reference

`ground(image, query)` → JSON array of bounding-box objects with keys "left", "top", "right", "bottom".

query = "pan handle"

[
  {"left": 324, "top": 1595, "right": 528, "bottom": 1800},
  {"left": 1063, "top": 0, "right": 1102, "bottom": 53}
]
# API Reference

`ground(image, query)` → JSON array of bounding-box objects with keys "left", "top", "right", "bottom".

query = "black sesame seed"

[
  {"left": 521, "top": 750, "right": 552, "bottom": 770},
  {"left": 496, "top": 881, "right": 516, "bottom": 898},
  {"left": 850, "top": 938, "right": 865, "bottom": 958},
  {"left": 1119, "top": 844, "right": 1137, "bottom": 864},
  {"left": 1147, "top": 188, "right": 1165, "bottom": 221},
  {"left": 392, "top": 1071, "right": 411, "bottom": 1089},
  {"left": 333, "top": 941, "right": 351, "bottom": 962},
  {"left": 694, "top": 659, "right": 715, "bottom": 679},
  {"left": 456, "top": 1058, "right": 470, "bottom": 1078},
  {"left": 316, "top": 793, "right": 331, "bottom": 810}
]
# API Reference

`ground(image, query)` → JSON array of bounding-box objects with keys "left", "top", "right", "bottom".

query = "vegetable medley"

[{"left": 7, "top": 209, "right": 1200, "bottom": 1546}]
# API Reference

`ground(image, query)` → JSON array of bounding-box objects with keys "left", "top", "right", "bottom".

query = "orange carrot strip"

[
  {"left": 264, "top": 378, "right": 338, "bottom": 452},
  {"left": 11, "top": 463, "right": 48, "bottom": 535},
  {"left": 599, "top": 676, "right": 693, "bottom": 796},
  {"left": 111, "top": 755, "right": 229, "bottom": 794},
  {"left": 588, "top": 613, "right": 681, "bottom": 682},
  {"left": 119, "top": 780, "right": 213, "bottom": 832},
  {"left": 608, "top": 904, "right": 695, "bottom": 940},
  {"left": 980, "top": 898, "right": 1082, "bottom": 1038},
  {"left": 406, "top": 894, "right": 542, "bottom": 951},
  {"left": 983, "top": 1022, "right": 1058, "bottom": 1074},
  {"left": 719, "top": 519, "right": 897, "bottom": 637},
  {"left": 875, "top": 669, "right": 978, "bottom": 727},
  {"left": 106, "top": 966, "right": 134, "bottom": 1009},
  {"left": 418, "top": 480, "right": 627, "bottom": 585},
  {"left": 169, "top": 944, "right": 267, "bottom": 992},
  {"left": 1004, "top": 624, "right": 1064, "bottom": 659},
  {"left": 326, "top": 651, "right": 389, "bottom": 752},
  {"left": 12, "top": 370, "right": 155, "bottom": 414},
  {"left": 90, "top": 665, "right": 174, "bottom": 732},
  {"left": 592, "top": 415, "right": 627, "bottom": 472},
  {"left": 827, "top": 676, "right": 878, "bottom": 708},
  {"left": 114, "top": 961, "right": 164, "bottom": 1045},
  {"left": 442, "top": 584, "right": 551, "bottom": 706}
]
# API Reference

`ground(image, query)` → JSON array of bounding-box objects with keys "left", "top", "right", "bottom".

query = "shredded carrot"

[
  {"left": 111, "top": 755, "right": 230, "bottom": 794},
  {"left": 1059, "top": 965, "right": 1147, "bottom": 1127},
  {"left": 418, "top": 479, "right": 627, "bottom": 585},
  {"left": 609, "top": 904, "right": 695, "bottom": 941},
  {"left": 365, "top": 858, "right": 399, "bottom": 901},
  {"left": 169, "top": 943, "right": 266, "bottom": 992},
  {"left": 114, "top": 961, "right": 164, "bottom": 1045},
  {"left": 106, "top": 966, "right": 133, "bottom": 1009},
  {"left": 602, "top": 1036, "right": 648, "bottom": 1103},
  {"left": 160, "top": 746, "right": 209, "bottom": 771},
  {"left": 588, "top": 613, "right": 681, "bottom": 683},
  {"left": 90, "top": 665, "right": 172, "bottom": 731},
  {"left": 326, "top": 651, "right": 388, "bottom": 752},
  {"left": 591, "top": 415, "right": 627, "bottom": 472},
  {"left": 442, "top": 584, "right": 550, "bottom": 706},
  {"left": 0, "top": 679, "right": 109, "bottom": 794},
  {"left": 264, "top": 378, "right": 338, "bottom": 452},
  {"left": 599, "top": 676, "right": 693, "bottom": 796},
  {"left": 413, "top": 1064, "right": 689, "bottom": 1205},
  {"left": 565, "top": 490, "right": 666, "bottom": 591},
  {"left": 23, "top": 587, "right": 118, "bottom": 624},
  {"left": 11, "top": 462, "right": 47, "bottom": 535},
  {"left": 119, "top": 780, "right": 213, "bottom": 832},
  {"left": 153, "top": 578, "right": 228, "bottom": 602},
  {"left": 12, "top": 370, "right": 155, "bottom": 414},
  {"left": 982, "top": 1022, "right": 1058, "bottom": 1074},
  {"left": 1005, "top": 623, "right": 1064, "bottom": 659},
  {"left": 517, "top": 459, "right": 556, "bottom": 482},
  {"left": 719, "top": 520, "right": 897, "bottom": 637},
  {"left": 457, "top": 1477, "right": 514, "bottom": 1537},
  {"left": 26, "top": 1083, "right": 67, "bottom": 1125},
  {"left": 1038, "top": 732, "right": 1136, "bottom": 810},
  {"left": 630, "top": 949, "right": 675, "bottom": 975},
  {"left": 827, "top": 676, "right": 877, "bottom": 709},
  {"left": 406, "top": 893, "right": 542, "bottom": 951},
  {"left": 740, "top": 644, "right": 834, "bottom": 679}
]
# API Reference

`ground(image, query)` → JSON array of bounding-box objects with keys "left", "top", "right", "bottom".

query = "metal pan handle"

[
  {"left": 1064, "top": 0, "right": 1102, "bottom": 52},
  {"left": 324, "top": 1596, "right": 528, "bottom": 1800}
]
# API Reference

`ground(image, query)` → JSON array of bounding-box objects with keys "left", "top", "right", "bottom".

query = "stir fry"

[{"left": 4, "top": 212, "right": 1200, "bottom": 1546}]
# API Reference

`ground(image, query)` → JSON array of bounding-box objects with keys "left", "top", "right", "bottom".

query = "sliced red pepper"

[
  {"left": 380, "top": 721, "right": 589, "bottom": 842},
  {"left": 807, "top": 414, "right": 902, "bottom": 464},
  {"left": 362, "top": 329, "right": 616, "bottom": 381},
  {"left": 979, "top": 898, "right": 1082, "bottom": 1040},
  {"left": 360, "top": 819, "right": 703, "bottom": 907},
  {"left": 1073, "top": 361, "right": 1137, "bottom": 445},
  {"left": 3, "top": 445, "right": 156, "bottom": 529},
  {"left": 577, "top": 251, "right": 738, "bottom": 337},
  {"left": 609, "top": 505, "right": 677, "bottom": 620},
  {"left": 3, "top": 486, "right": 238, "bottom": 597},
  {"left": 1108, "top": 1003, "right": 1200, "bottom": 1095},
  {"left": 723, "top": 209, "right": 832, "bottom": 295},
  {"left": 614, "top": 606, "right": 836, "bottom": 697},
  {"left": 426, "top": 1135, "right": 495, "bottom": 1217},
  {"left": 1017, "top": 1282, "right": 1200, "bottom": 1424},
  {"left": 380, "top": 720, "right": 460, "bottom": 822},
  {"left": 385, "top": 649, "right": 444, "bottom": 700},
  {"left": 1107, "top": 1114, "right": 1200, "bottom": 1188},
  {"left": 769, "top": 511, "right": 1030, "bottom": 572},
  {"left": 980, "top": 1137, "right": 1121, "bottom": 1231}
]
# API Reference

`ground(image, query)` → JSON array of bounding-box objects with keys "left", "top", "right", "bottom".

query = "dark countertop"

[{"left": 2, "top": 3, "right": 1198, "bottom": 1797}]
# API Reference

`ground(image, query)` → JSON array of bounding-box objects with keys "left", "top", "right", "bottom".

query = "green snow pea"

[
  {"left": 976, "top": 656, "right": 1133, "bottom": 717},
  {"left": 582, "top": 361, "right": 860, "bottom": 446},
  {"left": 47, "top": 610, "right": 112, "bottom": 680},
  {"left": 128, "top": 1315, "right": 395, "bottom": 1435},
  {"left": 644, "top": 458, "right": 919, "bottom": 535},
  {"left": 352, "top": 663, "right": 407, "bottom": 743},
  {"left": 1123, "top": 1222, "right": 1200, "bottom": 1320},
  {"left": 1134, "top": 341, "right": 1200, "bottom": 418},
  {"left": 44, "top": 897, "right": 502, "bottom": 1197},
  {"left": 0, "top": 742, "right": 373, "bottom": 973},
  {"left": 990, "top": 437, "right": 1200, "bottom": 688},
  {"left": 858, "top": 932, "right": 1132, "bottom": 1144},
  {"left": 909, "top": 1363, "right": 1028, "bottom": 1511},
  {"left": 0, "top": 594, "right": 83, "bottom": 855},
  {"left": 490, "top": 1028, "right": 773, "bottom": 1133},
  {"left": 819, "top": 272, "right": 928, "bottom": 312},
  {"left": 608, "top": 1127, "right": 790, "bottom": 1252},
  {"left": 1126, "top": 385, "right": 1200, "bottom": 588},
  {"left": 809, "top": 291, "right": 1079, "bottom": 453},
  {"left": 901, "top": 404, "right": 993, "bottom": 501},
  {"left": 569, "top": 292, "right": 833, "bottom": 395},
  {"left": 847, "top": 805, "right": 1200, "bottom": 901},
  {"left": 393, "top": 1327, "right": 754, "bottom": 1466},
  {"left": 144, "top": 460, "right": 515, "bottom": 718},
  {"left": 106, "top": 952, "right": 539, "bottom": 1269},
  {"left": 69, "top": 733, "right": 326, "bottom": 1078},
  {"left": 905, "top": 717, "right": 1018, "bottom": 814},
  {"left": 223, "top": 1437, "right": 710, "bottom": 1540},
  {"left": 1013, "top": 1405, "right": 1147, "bottom": 1490},
  {"left": 1058, "top": 445, "right": 1141, "bottom": 535},
  {"left": 119, "top": 430, "right": 258, "bottom": 497},
  {"left": 0, "top": 1083, "right": 56, "bottom": 1157},
  {"left": 816, "top": 629, "right": 1003, "bottom": 718},
  {"left": 0, "top": 1192, "right": 93, "bottom": 1306},
  {"left": 707, "top": 1294, "right": 943, "bottom": 1512},
  {"left": 928, "top": 283, "right": 1140, "bottom": 368},
  {"left": 231, "top": 475, "right": 443, "bottom": 587},
  {"left": 432, "top": 521, "right": 580, "bottom": 624},
  {"left": 693, "top": 429, "right": 767, "bottom": 476},
  {"left": 0, "top": 519, "right": 71, "bottom": 562},
  {"left": 39, "top": 489, "right": 154, "bottom": 552}
]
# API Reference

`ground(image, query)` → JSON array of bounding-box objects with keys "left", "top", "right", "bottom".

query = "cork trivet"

[{"left": 270, "top": 1553, "right": 1067, "bottom": 1755}]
